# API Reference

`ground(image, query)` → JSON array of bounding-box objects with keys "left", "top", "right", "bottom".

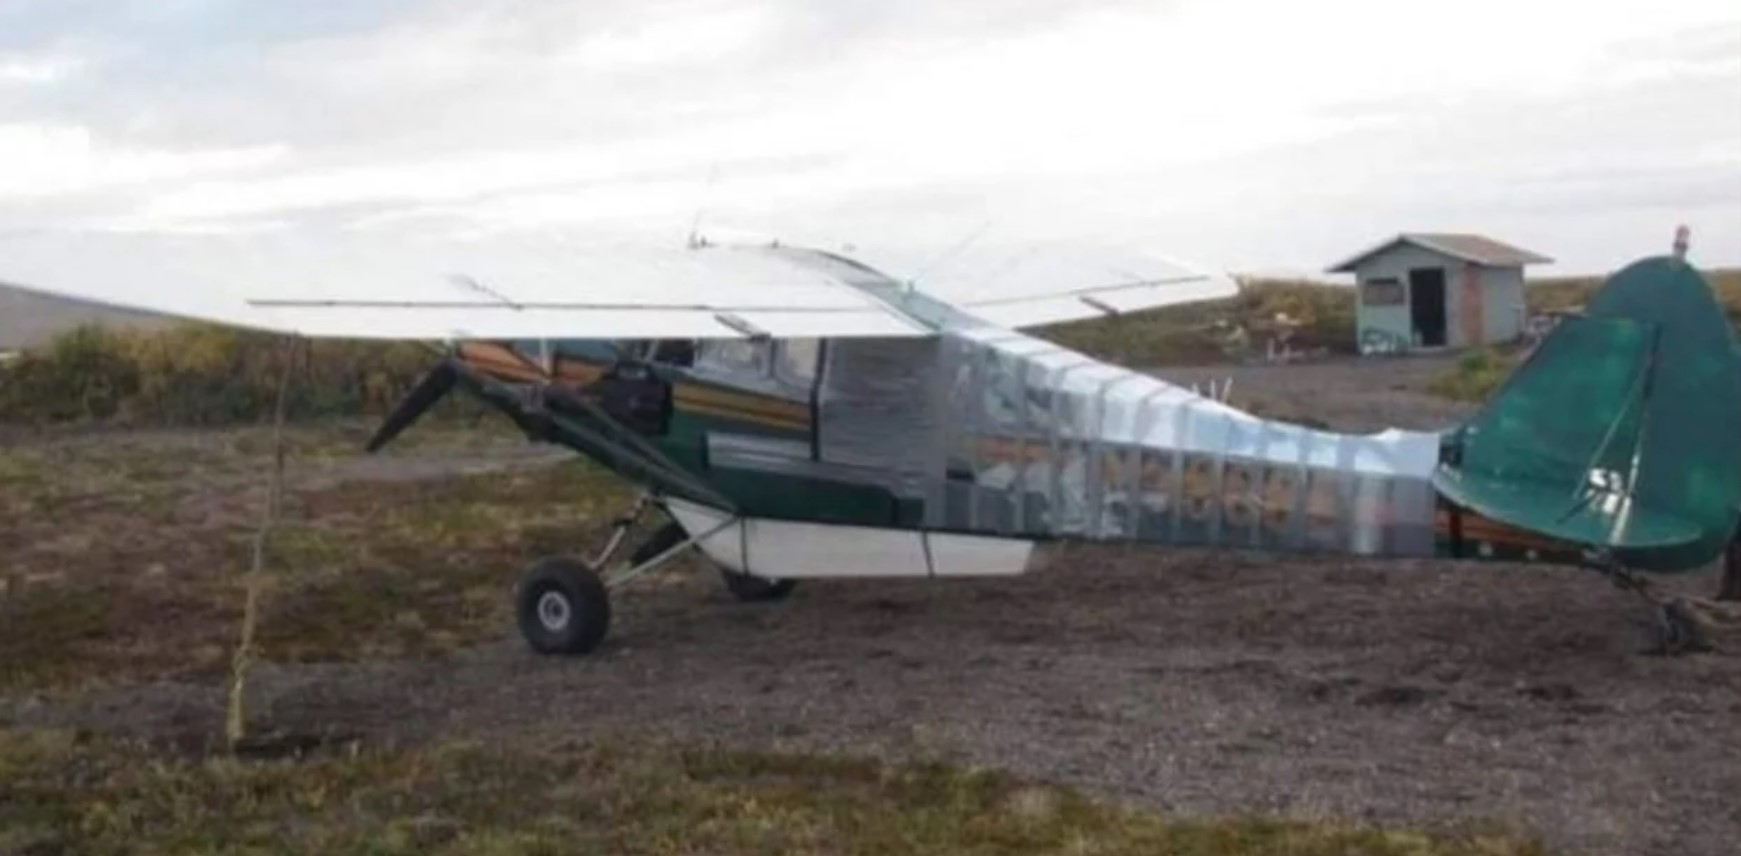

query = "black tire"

[
  {"left": 516, "top": 557, "right": 611, "bottom": 655},
  {"left": 721, "top": 569, "right": 797, "bottom": 602},
  {"left": 628, "top": 521, "right": 689, "bottom": 567}
]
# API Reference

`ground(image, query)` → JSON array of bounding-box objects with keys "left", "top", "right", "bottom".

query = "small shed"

[{"left": 1328, "top": 233, "right": 1552, "bottom": 354}]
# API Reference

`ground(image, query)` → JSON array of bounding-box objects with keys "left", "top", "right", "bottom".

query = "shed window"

[{"left": 1362, "top": 278, "right": 1404, "bottom": 306}]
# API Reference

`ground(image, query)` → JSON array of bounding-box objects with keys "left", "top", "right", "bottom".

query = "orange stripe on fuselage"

[
  {"left": 457, "top": 343, "right": 544, "bottom": 382},
  {"left": 674, "top": 385, "right": 808, "bottom": 425}
]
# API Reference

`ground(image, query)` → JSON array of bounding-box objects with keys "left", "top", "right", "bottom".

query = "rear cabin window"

[{"left": 774, "top": 339, "right": 821, "bottom": 389}]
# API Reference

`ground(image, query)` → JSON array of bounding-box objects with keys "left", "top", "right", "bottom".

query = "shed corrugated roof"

[{"left": 1327, "top": 233, "right": 1553, "bottom": 273}]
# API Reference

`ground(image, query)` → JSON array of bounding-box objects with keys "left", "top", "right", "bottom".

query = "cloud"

[
  {"left": 0, "top": 51, "right": 81, "bottom": 84},
  {"left": 0, "top": 0, "right": 1736, "bottom": 273},
  {"left": 0, "top": 123, "right": 289, "bottom": 199},
  {"left": 572, "top": 2, "right": 771, "bottom": 69}
]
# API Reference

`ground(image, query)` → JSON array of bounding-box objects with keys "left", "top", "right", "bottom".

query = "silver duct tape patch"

[
  {"left": 935, "top": 327, "right": 1443, "bottom": 556},
  {"left": 693, "top": 324, "right": 1442, "bottom": 559},
  {"left": 818, "top": 337, "right": 945, "bottom": 502}
]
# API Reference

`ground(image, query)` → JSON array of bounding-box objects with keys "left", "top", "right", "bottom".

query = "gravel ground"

[{"left": 6, "top": 354, "right": 1740, "bottom": 855}]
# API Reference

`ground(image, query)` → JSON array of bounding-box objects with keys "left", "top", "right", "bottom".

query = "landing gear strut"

[
  {"left": 513, "top": 495, "right": 738, "bottom": 656},
  {"left": 633, "top": 521, "right": 799, "bottom": 602}
]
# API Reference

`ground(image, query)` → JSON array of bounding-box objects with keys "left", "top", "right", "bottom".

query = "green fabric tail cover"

[{"left": 1435, "top": 257, "right": 1741, "bottom": 572}]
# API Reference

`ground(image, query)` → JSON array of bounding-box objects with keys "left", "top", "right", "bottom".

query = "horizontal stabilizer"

[{"left": 1434, "top": 467, "right": 1702, "bottom": 552}]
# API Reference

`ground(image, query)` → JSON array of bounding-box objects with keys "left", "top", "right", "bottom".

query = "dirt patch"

[
  {"left": 1157, "top": 354, "right": 1472, "bottom": 432},
  {"left": 8, "top": 548, "right": 1737, "bottom": 854}
]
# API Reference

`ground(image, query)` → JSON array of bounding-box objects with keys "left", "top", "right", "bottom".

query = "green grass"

[
  {"left": 0, "top": 728, "right": 1552, "bottom": 856},
  {"left": 0, "top": 323, "right": 460, "bottom": 426},
  {"left": 1426, "top": 348, "right": 1518, "bottom": 403},
  {"left": 0, "top": 426, "right": 628, "bottom": 693}
]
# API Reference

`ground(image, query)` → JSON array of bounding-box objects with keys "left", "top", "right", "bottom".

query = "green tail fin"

[{"left": 1435, "top": 256, "right": 1741, "bottom": 572}]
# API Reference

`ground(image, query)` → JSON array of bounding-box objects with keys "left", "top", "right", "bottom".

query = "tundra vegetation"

[{"left": 0, "top": 727, "right": 1550, "bottom": 856}]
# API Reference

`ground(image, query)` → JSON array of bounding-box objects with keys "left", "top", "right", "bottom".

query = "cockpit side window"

[
  {"left": 696, "top": 339, "right": 770, "bottom": 379},
  {"left": 650, "top": 339, "right": 697, "bottom": 368},
  {"left": 616, "top": 339, "right": 698, "bottom": 368}
]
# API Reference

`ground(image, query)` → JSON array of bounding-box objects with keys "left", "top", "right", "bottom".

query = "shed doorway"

[{"left": 1408, "top": 267, "right": 1448, "bottom": 347}]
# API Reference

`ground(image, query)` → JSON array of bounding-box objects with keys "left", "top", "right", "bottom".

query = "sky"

[{"left": 0, "top": 0, "right": 1737, "bottom": 277}]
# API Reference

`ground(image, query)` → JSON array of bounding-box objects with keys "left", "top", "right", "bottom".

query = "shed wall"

[{"left": 1479, "top": 266, "right": 1526, "bottom": 342}]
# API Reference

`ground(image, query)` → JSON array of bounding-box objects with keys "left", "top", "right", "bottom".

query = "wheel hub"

[{"left": 536, "top": 590, "right": 572, "bottom": 631}]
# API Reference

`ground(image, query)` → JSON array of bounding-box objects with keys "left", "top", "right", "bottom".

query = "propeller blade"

[{"left": 365, "top": 361, "right": 459, "bottom": 453}]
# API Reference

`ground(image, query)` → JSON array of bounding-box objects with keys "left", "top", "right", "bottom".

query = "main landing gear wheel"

[
  {"left": 721, "top": 569, "right": 797, "bottom": 602},
  {"left": 516, "top": 557, "right": 611, "bottom": 655}
]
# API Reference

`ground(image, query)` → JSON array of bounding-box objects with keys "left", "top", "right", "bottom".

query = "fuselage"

[{"left": 454, "top": 326, "right": 1585, "bottom": 569}]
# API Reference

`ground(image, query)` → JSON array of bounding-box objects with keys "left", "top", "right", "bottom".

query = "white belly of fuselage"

[{"left": 665, "top": 497, "right": 1041, "bottom": 578}]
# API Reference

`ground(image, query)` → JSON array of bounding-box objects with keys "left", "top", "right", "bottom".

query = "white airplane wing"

[
  {"left": 0, "top": 230, "right": 931, "bottom": 341},
  {"left": 855, "top": 241, "right": 1238, "bottom": 328}
]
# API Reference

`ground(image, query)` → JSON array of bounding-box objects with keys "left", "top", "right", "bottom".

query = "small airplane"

[{"left": 3, "top": 229, "right": 1738, "bottom": 655}]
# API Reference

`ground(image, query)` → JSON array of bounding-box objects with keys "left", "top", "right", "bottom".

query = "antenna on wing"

[
  {"left": 686, "top": 162, "right": 721, "bottom": 250},
  {"left": 906, "top": 219, "right": 994, "bottom": 292}
]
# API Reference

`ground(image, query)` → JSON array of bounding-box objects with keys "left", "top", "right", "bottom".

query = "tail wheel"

[
  {"left": 516, "top": 557, "right": 611, "bottom": 655},
  {"left": 721, "top": 569, "right": 797, "bottom": 602}
]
